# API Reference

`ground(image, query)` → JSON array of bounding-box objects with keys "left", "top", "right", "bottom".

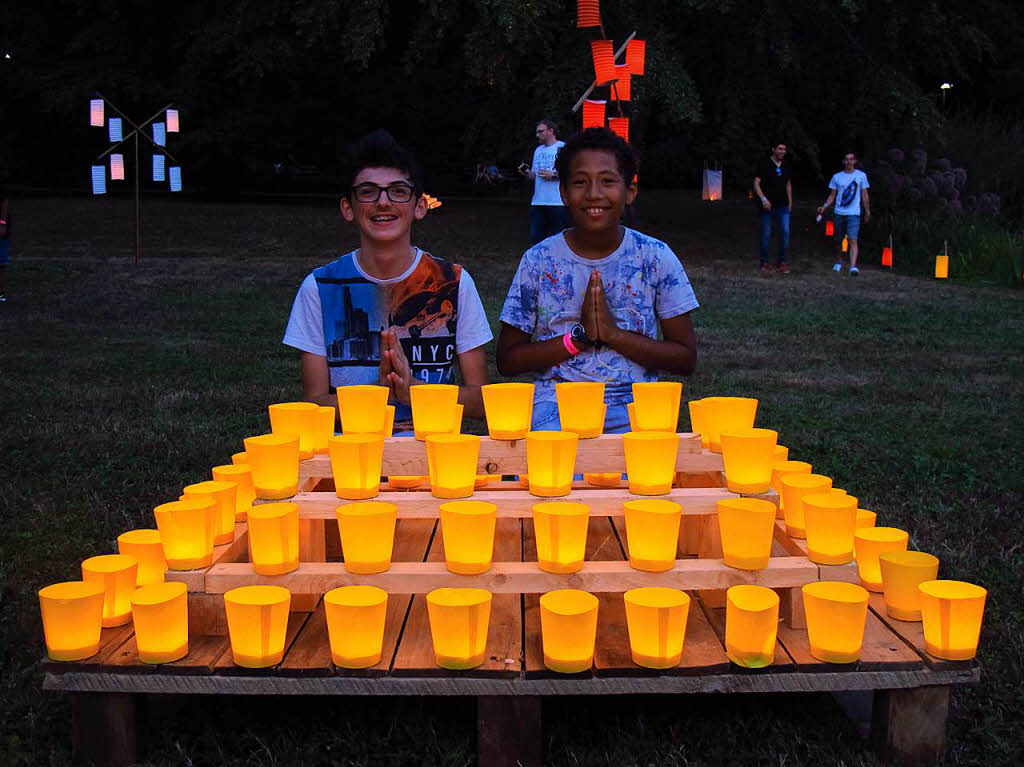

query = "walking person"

[
  {"left": 753, "top": 142, "right": 792, "bottom": 274},
  {"left": 817, "top": 151, "right": 871, "bottom": 276},
  {"left": 0, "top": 182, "right": 9, "bottom": 302},
  {"left": 519, "top": 119, "right": 568, "bottom": 245}
]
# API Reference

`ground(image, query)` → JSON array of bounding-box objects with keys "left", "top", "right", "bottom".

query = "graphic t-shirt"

[
  {"left": 531, "top": 141, "right": 565, "bottom": 206},
  {"left": 499, "top": 228, "right": 699, "bottom": 407},
  {"left": 755, "top": 157, "right": 791, "bottom": 208},
  {"left": 829, "top": 169, "right": 870, "bottom": 216}
]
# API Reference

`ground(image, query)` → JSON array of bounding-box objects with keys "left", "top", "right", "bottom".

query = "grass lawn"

[{"left": 2, "top": 192, "right": 1022, "bottom": 765}]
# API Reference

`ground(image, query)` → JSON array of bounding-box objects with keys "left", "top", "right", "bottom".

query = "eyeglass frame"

[{"left": 350, "top": 182, "right": 418, "bottom": 204}]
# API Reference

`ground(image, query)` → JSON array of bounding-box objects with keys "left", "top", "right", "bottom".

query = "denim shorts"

[
  {"left": 0, "top": 239, "right": 9, "bottom": 266},
  {"left": 834, "top": 214, "right": 861, "bottom": 241}
]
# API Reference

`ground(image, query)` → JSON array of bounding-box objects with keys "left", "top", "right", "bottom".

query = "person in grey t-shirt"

[{"left": 519, "top": 119, "right": 569, "bottom": 245}]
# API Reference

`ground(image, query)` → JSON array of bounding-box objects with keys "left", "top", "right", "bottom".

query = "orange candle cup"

[
  {"left": 337, "top": 384, "right": 390, "bottom": 435},
  {"left": 780, "top": 473, "right": 833, "bottom": 539},
  {"left": 803, "top": 492, "right": 858, "bottom": 565},
  {"left": 623, "top": 587, "right": 690, "bottom": 669},
  {"left": 856, "top": 509, "right": 877, "bottom": 529},
  {"left": 623, "top": 431, "right": 679, "bottom": 495},
  {"left": 482, "top": 383, "right": 535, "bottom": 440},
  {"left": 771, "top": 460, "right": 812, "bottom": 515},
  {"left": 38, "top": 581, "right": 106, "bottom": 661},
  {"left": 532, "top": 502, "right": 590, "bottom": 574},
  {"left": 725, "top": 585, "right": 780, "bottom": 668},
  {"left": 81, "top": 554, "right": 138, "bottom": 627},
  {"left": 720, "top": 428, "right": 779, "bottom": 494},
  {"left": 854, "top": 527, "right": 909, "bottom": 592},
  {"left": 627, "top": 402, "right": 637, "bottom": 431},
  {"left": 244, "top": 433, "right": 300, "bottom": 499},
  {"left": 268, "top": 401, "right": 320, "bottom": 459},
  {"left": 918, "top": 580, "right": 986, "bottom": 660},
  {"left": 231, "top": 451, "right": 248, "bottom": 465},
  {"left": 312, "top": 405, "right": 337, "bottom": 454},
  {"left": 687, "top": 398, "right": 709, "bottom": 448},
  {"left": 117, "top": 529, "right": 167, "bottom": 586},
  {"left": 130, "top": 581, "right": 188, "bottom": 663},
  {"left": 540, "top": 589, "right": 599, "bottom": 673},
  {"left": 555, "top": 382, "right": 606, "bottom": 438},
  {"left": 439, "top": 500, "right": 497, "bottom": 575},
  {"left": 704, "top": 396, "right": 758, "bottom": 453},
  {"left": 774, "top": 445, "right": 790, "bottom": 462},
  {"left": 450, "top": 403, "right": 465, "bottom": 434},
  {"left": 525, "top": 431, "right": 578, "bottom": 497},
  {"left": 387, "top": 475, "right": 425, "bottom": 489},
  {"left": 410, "top": 384, "right": 460, "bottom": 440},
  {"left": 382, "top": 405, "right": 396, "bottom": 438},
  {"left": 426, "top": 588, "right": 492, "bottom": 669},
  {"left": 328, "top": 434, "right": 385, "bottom": 500},
  {"left": 717, "top": 497, "right": 777, "bottom": 570},
  {"left": 878, "top": 551, "right": 939, "bottom": 621},
  {"left": 426, "top": 434, "right": 480, "bottom": 499},
  {"left": 623, "top": 499, "right": 682, "bottom": 572},
  {"left": 224, "top": 585, "right": 291, "bottom": 668},
  {"left": 802, "top": 581, "right": 870, "bottom": 663},
  {"left": 182, "top": 480, "right": 237, "bottom": 546},
  {"left": 631, "top": 381, "right": 682, "bottom": 432},
  {"left": 324, "top": 585, "right": 389, "bottom": 668},
  {"left": 337, "top": 501, "right": 398, "bottom": 574},
  {"left": 212, "top": 464, "right": 256, "bottom": 521},
  {"left": 247, "top": 502, "right": 299, "bottom": 576},
  {"left": 584, "top": 472, "right": 621, "bottom": 487},
  {"left": 154, "top": 498, "right": 216, "bottom": 570}
]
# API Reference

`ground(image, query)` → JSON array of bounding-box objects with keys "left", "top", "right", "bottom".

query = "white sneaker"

[
  {"left": 849, "top": 266, "right": 859, "bottom": 277},
  {"left": 832, "top": 263, "right": 842, "bottom": 273}
]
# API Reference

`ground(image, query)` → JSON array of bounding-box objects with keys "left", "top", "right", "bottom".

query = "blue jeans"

[
  {"left": 834, "top": 214, "right": 861, "bottom": 242},
  {"left": 530, "top": 205, "right": 569, "bottom": 245},
  {"left": 759, "top": 206, "right": 790, "bottom": 265}
]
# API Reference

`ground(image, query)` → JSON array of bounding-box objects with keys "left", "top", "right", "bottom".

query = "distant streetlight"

[
  {"left": 940, "top": 82, "right": 954, "bottom": 109},
  {"left": 3, "top": 53, "right": 11, "bottom": 60}
]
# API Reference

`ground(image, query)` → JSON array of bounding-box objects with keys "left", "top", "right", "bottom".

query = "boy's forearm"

[
  {"left": 497, "top": 337, "right": 573, "bottom": 377},
  {"left": 605, "top": 330, "right": 696, "bottom": 375}
]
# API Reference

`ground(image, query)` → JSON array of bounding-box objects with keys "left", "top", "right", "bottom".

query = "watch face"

[{"left": 571, "top": 324, "right": 588, "bottom": 343}]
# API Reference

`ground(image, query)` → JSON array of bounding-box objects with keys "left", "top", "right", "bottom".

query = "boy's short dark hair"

[
  {"left": 555, "top": 127, "right": 638, "bottom": 184},
  {"left": 341, "top": 129, "right": 424, "bottom": 197}
]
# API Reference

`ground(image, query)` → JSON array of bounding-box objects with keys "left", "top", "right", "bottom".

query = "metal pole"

[{"left": 134, "top": 130, "right": 141, "bottom": 265}]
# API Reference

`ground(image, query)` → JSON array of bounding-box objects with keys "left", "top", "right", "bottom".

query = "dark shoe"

[
  {"left": 849, "top": 266, "right": 859, "bottom": 277},
  {"left": 777, "top": 262, "right": 791, "bottom": 274},
  {"left": 759, "top": 264, "right": 772, "bottom": 276}
]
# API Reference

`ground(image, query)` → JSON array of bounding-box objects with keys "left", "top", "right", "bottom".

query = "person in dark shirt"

[
  {"left": 753, "top": 142, "right": 792, "bottom": 274},
  {"left": 0, "top": 182, "right": 9, "bottom": 302}
]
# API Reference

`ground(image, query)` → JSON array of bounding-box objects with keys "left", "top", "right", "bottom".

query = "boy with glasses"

[{"left": 283, "top": 130, "right": 492, "bottom": 431}]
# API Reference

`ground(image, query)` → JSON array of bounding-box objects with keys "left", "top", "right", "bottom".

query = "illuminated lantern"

[
  {"left": 878, "top": 551, "right": 939, "bottom": 621},
  {"left": 90, "top": 99, "right": 105, "bottom": 126},
  {"left": 717, "top": 497, "right": 777, "bottom": 570},
  {"left": 38, "top": 581, "right": 105, "bottom": 661},
  {"left": 386, "top": 475, "right": 425, "bottom": 489},
  {"left": 702, "top": 168, "right": 722, "bottom": 201},
  {"left": 590, "top": 40, "right": 616, "bottom": 84},
  {"left": 582, "top": 100, "right": 606, "bottom": 130},
  {"left": 91, "top": 166, "right": 106, "bottom": 195},
  {"left": 779, "top": 473, "right": 832, "bottom": 539},
  {"left": 324, "top": 585, "right": 388, "bottom": 668},
  {"left": 426, "top": 433, "right": 480, "bottom": 499},
  {"left": 774, "top": 445, "right": 789, "bottom": 462},
  {"left": 626, "top": 39, "right": 646, "bottom": 75},
  {"left": 627, "top": 402, "right": 637, "bottom": 431},
  {"left": 532, "top": 502, "right": 590, "bottom": 574},
  {"left": 481, "top": 382, "right": 534, "bottom": 440},
  {"left": 623, "top": 499, "right": 681, "bottom": 572},
  {"left": 703, "top": 396, "right": 757, "bottom": 453},
  {"left": 882, "top": 246, "right": 893, "bottom": 267},
  {"left": 802, "top": 581, "right": 870, "bottom": 663},
  {"left": 853, "top": 527, "right": 909, "bottom": 591},
  {"left": 918, "top": 581, "right": 986, "bottom": 660},
  {"left": 169, "top": 166, "right": 182, "bottom": 192},
  {"left": 153, "top": 122, "right": 166, "bottom": 147},
  {"left": 803, "top": 492, "right": 858, "bottom": 565},
  {"left": 337, "top": 501, "right": 398, "bottom": 574},
  {"left": 117, "top": 529, "right": 167, "bottom": 585},
  {"left": 439, "top": 500, "right": 497, "bottom": 574},
  {"left": 232, "top": 451, "right": 248, "bottom": 465},
  {"left": 269, "top": 401, "right": 320, "bottom": 460},
  {"left": 212, "top": 463, "right": 256, "bottom": 520},
  {"left": 108, "top": 117, "right": 123, "bottom": 143},
  {"left": 632, "top": 381, "right": 682, "bottom": 432},
  {"left": 525, "top": 431, "right": 578, "bottom": 497},
  {"left": 224, "top": 585, "right": 291, "bottom": 668},
  {"left": 555, "top": 382, "right": 605, "bottom": 438},
  {"left": 182, "top": 480, "right": 237, "bottom": 545},
  {"left": 622, "top": 431, "right": 679, "bottom": 495},
  {"left": 725, "top": 585, "right": 779, "bottom": 667},
  {"left": 841, "top": 236, "right": 849, "bottom": 253},
  {"left": 935, "top": 254, "right": 949, "bottom": 278},
  {"left": 329, "top": 434, "right": 385, "bottom": 500},
  {"left": 539, "top": 589, "right": 599, "bottom": 673},
  {"left": 409, "top": 384, "right": 460, "bottom": 440},
  {"left": 152, "top": 155, "right": 165, "bottom": 182},
  {"left": 153, "top": 497, "right": 216, "bottom": 570},
  {"left": 687, "top": 398, "right": 709, "bottom": 448},
  {"left": 608, "top": 117, "right": 630, "bottom": 142},
  {"left": 110, "top": 154, "right": 125, "bottom": 181},
  {"left": 247, "top": 501, "right": 299, "bottom": 575},
  {"left": 311, "top": 406, "right": 335, "bottom": 454},
  {"left": 243, "top": 433, "right": 300, "bottom": 499},
  {"left": 576, "top": 0, "right": 600, "bottom": 27},
  {"left": 426, "top": 588, "right": 492, "bottom": 669},
  {"left": 583, "top": 472, "right": 620, "bottom": 487},
  {"left": 623, "top": 587, "right": 688, "bottom": 669},
  {"left": 81, "top": 554, "right": 138, "bottom": 627},
  {"left": 450, "top": 403, "right": 464, "bottom": 434},
  {"left": 825, "top": 220, "right": 835, "bottom": 237},
  {"left": 130, "top": 581, "right": 188, "bottom": 663},
  {"left": 383, "top": 405, "right": 395, "bottom": 437},
  {"left": 720, "top": 427, "right": 779, "bottom": 494},
  {"left": 771, "top": 460, "right": 812, "bottom": 513},
  {"left": 337, "top": 384, "right": 390, "bottom": 435},
  {"left": 166, "top": 108, "right": 180, "bottom": 132},
  {"left": 611, "top": 66, "right": 631, "bottom": 101},
  {"left": 856, "top": 508, "right": 877, "bottom": 529}
]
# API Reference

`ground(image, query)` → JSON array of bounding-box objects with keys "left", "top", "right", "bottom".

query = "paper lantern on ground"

[
  {"left": 626, "top": 39, "right": 646, "bottom": 75},
  {"left": 539, "top": 589, "right": 599, "bottom": 673},
  {"left": 608, "top": 117, "right": 630, "bottom": 142},
  {"left": 91, "top": 166, "right": 106, "bottom": 195},
  {"left": 825, "top": 220, "right": 835, "bottom": 237},
  {"left": 882, "top": 246, "right": 893, "bottom": 267},
  {"left": 481, "top": 382, "right": 534, "bottom": 440},
  {"left": 702, "top": 169, "right": 722, "bottom": 201},
  {"left": 802, "top": 581, "right": 869, "bottom": 663},
  {"left": 935, "top": 254, "right": 949, "bottom": 278},
  {"left": 591, "top": 40, "right": 616, "bottom": 84},
  {"left": 110, "top": 154, "right": 125, "bottom": 181},
  {"left": 81, "top": 554, "right": 138, "bottom": 627},
  {"left": 623, "top": 587, "right": 689, "bottom": 669},
  {"left": 324, "top": 585, "right": 388, "bottom": 668},
  {"left": 166, "top": 109, "right": 180, "bottom": 132},
  {"left": 337, "top": 501, "right": 398, "bottom": 574},
  {"left": 130, "top": 581, "right": 188, "bottom": 663},
  {"left": 269, "top": 401, "right": 320, "bottom": 459},
  {"left": 426, "top": 588, "right": 492, "bottom": 669},
  {"left": 117, "top": 529, "right": 167, "bottom": 585},
  {"left": 224, "top": 585, "right": 291, "bottom": 668},
  {"left": 576, "top": 0, "right": 600, "bottom": 27},
  {"left": 725, "top": 585, "right": 779, "bottom": 667},
  {"left": 90, "top": 99, "right": 104, "bottom": 127},
  {"left": 611, "top": 67, "right": 631, "bottom": 101},
  {"left": 439, "top": 500, "right": 497, "bottom": 574},
  {"left": 582, "top": 100, "right": 606, "bottom": 130},
  {"left": 919, "top": 581, "right": 986, "bottom": 660}
]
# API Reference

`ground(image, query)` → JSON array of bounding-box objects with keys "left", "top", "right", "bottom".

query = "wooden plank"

[
  {"left": 867, "top": 593, "right": 976, "bottom": 672},
  {"left": 212, "top": 610, "right": 311, "bottom": 675},
  {"left": 165, "top": 522, "right": 249, "bottom": 592},
  {"left": 772, "top": 540, "right": 806, "bottom": 630},
  {"left": 100, "top": 635, "right": 156, "bottom": 675},
  {"left": 186, "top": 593, "right": 227, "bottom": 636},
  {"left": 675, "top": 597, "right": 732, "bottom": 675},
  {"left": 696, "top": 512, "right": 726, "bottom": 609},
  {"left": 701, "top": 599, "right": 795, "bottom": 671},
  {"left": 871, "top": 685, "right": 951, "bottom": 765},
  {"left": 477, "top": 696, "right": 543, "bottom": 767},
  {"left": 856, "top": 610, "right": 925, "bottom": 672},
  {"left": 159, "top": 635, "right": 229, "bottom": 675},
  {"left": 277, "top": 601, "right": 333, "bottom": 676}
]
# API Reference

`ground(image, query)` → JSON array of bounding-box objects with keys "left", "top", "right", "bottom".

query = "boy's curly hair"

[
  {"left": 555, "top": 127, "right": 638, "bottom": 183},
  {"left": 341, "top": 129, "right": 424, "bottom": 197}
]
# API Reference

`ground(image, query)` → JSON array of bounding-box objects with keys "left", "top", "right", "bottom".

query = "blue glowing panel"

[
  {"left": 153, "top": 122, "right": 166, "bottom": 146},
  {"left": 153, "top": 154, "right": 165, "bottom": 181},
  {"left": 91, "top": 165, "right": 106, "bottom": 195},
  {"left": 108, "top": 117, "right": 123, "bottom": 143},
  {"left": 169, "top": 166, "right": 182, "bottom": 192}
]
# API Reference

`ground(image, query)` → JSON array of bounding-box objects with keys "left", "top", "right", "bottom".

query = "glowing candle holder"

[
  {"left": 627, "top": 402, "right": 637, "bottom": 431},
  {"left": 854, "top": 527, "right": 909, "bottom": 591},
  {"left": 482, "top": 383, "right": 535, "bottom": 439},
  {"left": 410, "top": 384, "right": 460, "bottom": 440},
  {"left": 774, "top": 445, "right": 790, "bottom": 462},
  {"left": 475, "top": 475, "right": 499, "bottom": 489},
  {"left": 232, "top": 451, "right": 248, "bottom": 465},
  {"left": 117, "top": 529, "right": 167, "bottom": 585},
  {"left": 130, "top": 581, "right": 188, "bottom": 663},
  {"left": 382, "top": 405, "right": 395, "bottom": 437},
  {"left": 803, "top": 492, "right": 858, "bottom": 565},
  {"left": 555, "top": 382, "right": 605, "bottom": 438},
  {"left": 269, "top": 401, "right": 320, "bottom": 459},
  {"left": 704, "top": 397, "right": 758, "bottom": 453},
  {"left": 312, "top": 406, "right": 336, "bottom": 454},
  {"left": 720, "top": 428, "right": 779, "bottom": 493},
  {"left": 532, "top": 502, "right": 590, "bottom": 574},
  {"left": 802, "top": 581, "right": 870, "bottom": 663},
  {"left": 623, "top": 431, "right": 679, "bottom": 495},
  {"left": 856, "top": 509, "right": 877, "bottom": 529},
  {"left": 426, "top": 588, "right": 492, "bottom": 669},
  {"left": 525, "top": 431, "right": 578, "bottom": 497},
  {"left": 81, "top": 554, "right": 138, "bottom": 627},
  {"left": 337, "top": 501, "right": 398, "bottom": 574},
  {"left": 38, "top": 581, "right": 106, "bottom": 661},
  {"left": 426, "top": 434, "right": 480, "bottom": 499},
  {"left": 247, "top": 502, "right": 299, "bottom": 576},
  {"left": 224, "top": 585, "right": 291, "bottom": 668},
  {"left": 182, "top": 480, "right": 237, "bottom": 545},
  {"left": 584, "top": 472, "right": 621, "bottom": 487},
  {"left": 717, "top": 497, "right": 777, "bottom": 570},
  {"left": 540, "top": 589, "right": 599, "bottom": 673},
  {"left": 154, "top": 498, "right": 216, "bottom": 570},
  {"left": 451, "top": 403, "right": 465, "bottom": 434},
  {"left": 918, "top": 581, "right": 986, "bottom": 660},
  {"left": 935, "top": 255, "right": 949, "bottom": 279},
  {"left": 623, "top": 499, "right": 682, "bottom": 572},
  {"left": 687, "top": 398, "right": 709, "bottom": 448},
  {"left": 631, "top": 381, "right": 682, "bottom": 432},
  {"left": 878, "top": 551, "right": 939, "bottom": 621},
  {"left": 725, "top": 585, "right": 780, "bottom": 668},
  {"left": 771, "top": 460, "right": 812, "bottom": 514},
  {"left": 623, "top": 587, "right": 690, "bottom": 669},
  {"left": 324, "top": 585, "right": 389, "bottom": 668},
  {"left": 338, "top": 385, "right": 390, "bottom": 435},
  {"left": 212, "top": 463, "right": 256, "bottom": 520},
  {"left": 244, "top": 434, "right": 300, "bottom": 499},
  {"left": 328, "top": 434, "right": 385, "bottom": 500},
  {"left": 387, "top": 475, "right": 425, "bottom": 489},
  {"left": 780, "top": 473, "right": 833, "bottom": 539},
  {"left": 439, "top": 501, "right": 497, "bottom": 574}
]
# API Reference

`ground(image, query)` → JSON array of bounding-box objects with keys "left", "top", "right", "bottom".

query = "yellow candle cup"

[
  {"left": 555, "top": 382, "right": 605, "bottom": 438},
  {"left": 426, "top": 587, "right": 492, "bottom": 669},
  {"left": 312, "top": 405, "right": 336, "bottom": 454},
  {"left": 774, "top": 445, "right": 789, "bottom": 462},
  {"left": 525, "top": 431, "right": 578, "bottom": 497},
  {"left": 244, "top": 433, "right": 300, "bottom": 499},
  {"left": 410, "top": 384, "right": 460, "bottom": 440},
  {"left": 720, "top": 427, "right": 779, "bottom": 494},
  {"left": 623, "top": 431, "right": 679, "bottom": 495},
  {"left": 224, "top": 585, "right": 291, "bottom": 668},
  {"left": 631, "top": 381, "right": 682, "bottom": 432},
  {"left": 182, "top": 480, "right": 237, "bottom": 546},
  {"left": 426, "top": 433, "right": 480, "bottom": 499},
  {"left": 804, "top": 492, "right": 858, "bottom": 565},
  {"left": 212, "top": 464, "right": 256, "bottom": 520},
  {"left": 854, "top": 527, "right": 909, "bottom": 592},
  {"left": 269, "top": 401, "right": 320, "bottom": 459},
  {"left": 627, "top": 402, "right": 637, "bottom": 431},
  {"left": 247, "top": 502, "right": 299, "bottom": 576},
  {"left": 704, "top": 396, "right": 758, "bottom": 453},
  {"left": 802, "top": 581, "right": 870, "bottom": 663},
  {"left": 856, "top": 509, "right": 877, "bottom": 529},
  {"left": 337, "top": 384, "right": 390, "bottom": 435},
  {"left": 387, "top": 475, "right": 425, "bottom": 489},
  {"left": 439, "top": 500, "right": 497, "bottom": 575},
  {"left": 771, "top": 460, "right": 812, "bottom": 513},
  {"left": 324, "top": 585, "right": 388, "bottom": 668},
  {"left": 382, "top": 405, "right": 396, "bottom": 438},
  {"left": 130, "top": 581, "right": 188, "bottom": 663},
  {"left": 38, "top": 581, "right": 106, "bottom": 661},
  {"left": 328, "top": 434, "right": 384, "bottom": 500},
  {"left": 117, "top": 529, "right": 167, "bottom": 586},
  {"left": 532, "top": 502, "right": 590, "bottom": 574},
  {"left": 717, "top": 497, "right": 777, "bottom": 570},
  {"left": 918, "top": 580, "right": 986, "bottom": 660},
  {"left": 780, "top": 473, "right": 833, "bottom": 539},
  {"left": 878, "top": 551, "right": 939, "bottom": 621},
  {"left": 154, "top": 498, "right": 216, "bottom": 570},
  {"left": 337, "top": 501, "right": 398, "bottom": 574},
  {"left": 584, "top": 472, "right": 621, "bottom": 487},
  {"left": 231, "top": 451, "right": 248, "bottom": 465},
  {"left": 81, "top": 554, "right": 138, "bottom": 627},
  {"left": 482, "top": 382, "right": 534, "bottom": 440},
  {"left": 623, "top": 587, "right": 690, "bottom": 669},
  {"left": 623, "top": 499, "right": 682, "bottom": 572},
  {"left": 540, "top": 589, "right": 599, "bottom": 673},
  {"left": 725, "top": 585, "right": 780, "bottom": 668},
  {"left": 687, "top": 398, "right": 709, "bottom": 448}
]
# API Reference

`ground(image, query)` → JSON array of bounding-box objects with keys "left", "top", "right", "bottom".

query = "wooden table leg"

[
  {"left": 71, "top": 691, "right": 142, "bottom": 767},
  {"left": 477, "top": 696, "right": 542, "bottom": 767},
  {"left": 871, "top": 685, "right": 950, "bottom": 765}
]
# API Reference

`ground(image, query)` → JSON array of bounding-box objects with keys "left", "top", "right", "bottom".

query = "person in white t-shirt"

[
  {"left": 817, "top": 151, "right": 871, "bottom": 276},
  {"left": 519, "top": 119, "right": 568, "bottom": 245}
]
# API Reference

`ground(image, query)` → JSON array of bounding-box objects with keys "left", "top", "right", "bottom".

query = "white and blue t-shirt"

[
  {"left": 531, "top": 141, "right": 565, "bottom": 206},
  {"left": 830, "top": 169, "right": 870, "bottom": 216}
]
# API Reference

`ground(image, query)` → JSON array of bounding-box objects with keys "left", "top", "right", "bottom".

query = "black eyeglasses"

[{"left": 351, "top": 182, "right": 415, "bottom": 204}]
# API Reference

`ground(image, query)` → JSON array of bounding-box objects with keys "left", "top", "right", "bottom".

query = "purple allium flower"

[{"left": 887, "top": 148, "right": 905, "bottom": 165}]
